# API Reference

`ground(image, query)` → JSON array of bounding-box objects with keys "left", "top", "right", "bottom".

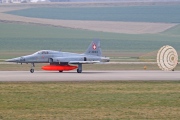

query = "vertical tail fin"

[{"left": 84, "top": 40, "right": 102, "bottom": 56}]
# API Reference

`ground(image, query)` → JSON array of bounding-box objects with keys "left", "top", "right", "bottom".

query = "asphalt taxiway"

[{"left": 0, "top": 71, "right": 180, "bottom": 81}]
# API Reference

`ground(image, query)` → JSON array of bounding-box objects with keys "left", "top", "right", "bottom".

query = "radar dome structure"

[{"left": 157, "top": 45, "right": 178, "bottom": 71}]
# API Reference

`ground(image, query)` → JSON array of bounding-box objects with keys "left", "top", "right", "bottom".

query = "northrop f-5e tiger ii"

[{"left": 6, "top": 40, "right": 110, "bottom": 73}]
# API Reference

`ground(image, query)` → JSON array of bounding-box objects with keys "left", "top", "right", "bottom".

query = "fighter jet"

[{"left": 6, "top": 40, "right": 110, "bottom": 73}]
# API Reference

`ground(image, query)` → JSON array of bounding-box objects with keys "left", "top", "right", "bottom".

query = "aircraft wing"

[{"left": 69, "top": 61, "right": 100, "bottom": 64}]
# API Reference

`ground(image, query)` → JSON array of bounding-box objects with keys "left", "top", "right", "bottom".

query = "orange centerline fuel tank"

[{"left": 42, "top": 65, "right": 77, "bottom": 71}]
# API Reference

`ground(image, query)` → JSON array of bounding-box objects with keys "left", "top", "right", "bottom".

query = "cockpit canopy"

[
  {"left": 33, "top": 50, "right": 60, "bottom": 55},
  {"left": 38, "top": 50, "right": 49, "bottom": 54}
]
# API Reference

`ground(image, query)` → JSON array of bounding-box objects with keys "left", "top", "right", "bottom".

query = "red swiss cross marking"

[{"left": 92, "top": 43, "right": 97, "bottom": 50}]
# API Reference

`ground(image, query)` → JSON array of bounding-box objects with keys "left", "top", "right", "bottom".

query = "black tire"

[
  {"left": 30, "top": 69, "right": 34, "bottom": 73},
  {"left": 59, "top": 70, "right": 63, "bottom": 73},
  {"left": 77, "top": 69, "right": 82, "bottom": 73}
]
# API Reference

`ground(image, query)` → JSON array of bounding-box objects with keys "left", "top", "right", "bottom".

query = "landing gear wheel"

[
  {"left": 77, "top": 69, "right": 82, "bottom": 73},
  {"left": 77, "top": 64, "right": 82, "bottom": 73},
  {"left": 30, "top": 69, "right": 34, "bottom": 73},
  {"left": 59, "top": 70, "right": 63, "bottom": 73}
]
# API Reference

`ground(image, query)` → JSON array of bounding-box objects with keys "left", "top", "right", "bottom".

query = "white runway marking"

[{"left": 0, "top": 71, "right": 180, "bottom": 81}]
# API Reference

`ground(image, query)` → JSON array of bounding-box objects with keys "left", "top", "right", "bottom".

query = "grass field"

[
  {"left": 0, "top": 22, "right": 180, "bottom": 59},
  {"left": 1, "top": 4, "right": 180, "bottom": 59},
  {"left": 6, "top": 5, "right": 180, "bottom": 23},
  {"left": 0, "top": 81, "right": 179, "bottom": 120},
  {"left": 0, "top": 3, "right": 180, "bottom": 69}
]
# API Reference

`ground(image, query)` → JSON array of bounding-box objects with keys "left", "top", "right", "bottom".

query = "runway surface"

[{"left": 0, "top": 70, "right": 180, "bottom": 81}]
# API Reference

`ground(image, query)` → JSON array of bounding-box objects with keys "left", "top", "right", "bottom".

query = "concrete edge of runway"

[
  {"left": 0, "top": 70, "right": 180, "bottom": 82},
  {"left": 0, "top": 62, "right": 157, "bottom": 64}
]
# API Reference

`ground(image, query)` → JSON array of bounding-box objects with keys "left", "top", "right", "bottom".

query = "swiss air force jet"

[{"left": 6, "top": 40, "right": 110, "bottom": 73}]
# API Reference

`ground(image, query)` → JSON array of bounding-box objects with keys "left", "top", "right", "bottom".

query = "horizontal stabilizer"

[{"left": 69, "top": 61, "right": 100, "bottom": 64}]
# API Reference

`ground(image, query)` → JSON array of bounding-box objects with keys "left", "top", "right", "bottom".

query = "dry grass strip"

[{"left": 0, "top": 12, "right": 177, "bottom": 34}]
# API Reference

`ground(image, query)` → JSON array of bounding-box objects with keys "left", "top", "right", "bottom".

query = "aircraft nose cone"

[{"left": 5, "top": 57, "right": 20, "bottom": 62}]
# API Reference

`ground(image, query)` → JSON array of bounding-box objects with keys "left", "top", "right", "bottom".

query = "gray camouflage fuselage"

[
  {"left": 6, "top": 50, "right": 109, "bottom": 64},
  {"left": 6, "top": 40, "right": 110, "bottom": 73}
]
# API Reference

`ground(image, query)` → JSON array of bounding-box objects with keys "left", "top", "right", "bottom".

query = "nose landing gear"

[
  {"left": 30, "top": 63, "right": 35, "bottom": 73},
  {"left": 30, "top": 69, "right": 34, "bottom": 73}
]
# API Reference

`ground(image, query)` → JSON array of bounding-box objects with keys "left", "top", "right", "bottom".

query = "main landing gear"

[
  {"left": 77, "top": 64, "right": 82, "bottom": 73},
  {"left": 30, "top": 63, "right": 35, "bottom": 73}
]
